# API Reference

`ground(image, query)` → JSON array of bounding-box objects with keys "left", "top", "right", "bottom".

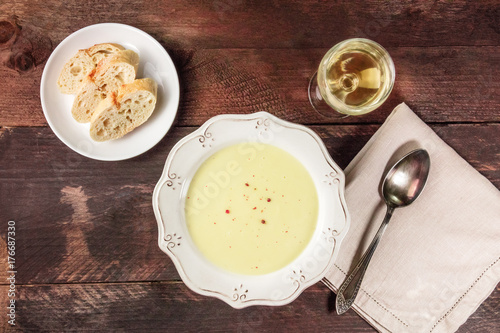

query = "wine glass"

[{"left": 308, "top": 38, "right": 395, "bottom": 118}]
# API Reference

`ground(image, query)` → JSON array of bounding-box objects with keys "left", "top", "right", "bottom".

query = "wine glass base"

[{"left": 308, "top": 72, "right": 349, "bottom": 119}]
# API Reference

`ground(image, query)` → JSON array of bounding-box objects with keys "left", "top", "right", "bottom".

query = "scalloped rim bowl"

[{"left": 152, "top": 112, "right": 350, "bottom": 308}]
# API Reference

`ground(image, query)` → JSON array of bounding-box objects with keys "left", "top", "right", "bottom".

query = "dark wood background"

[{"left": 1, "top": 0, "right": 499, "bottom": 331}]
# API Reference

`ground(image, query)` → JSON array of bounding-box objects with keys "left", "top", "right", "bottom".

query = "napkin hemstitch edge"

[{"left": 429, "top": 256, "right": 500, "bottom": 332}]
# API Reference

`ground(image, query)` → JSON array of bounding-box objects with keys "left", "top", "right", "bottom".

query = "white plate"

[
  {"left": 153, "top": 112, "right": 350, "bottom": 308},
  {"left": 40, "top": 23, "right": 180, "bottom": 161}
]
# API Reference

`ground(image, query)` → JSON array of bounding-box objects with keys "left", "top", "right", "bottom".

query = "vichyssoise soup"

[{"left": 185, "top": 143, "right": 318, "bottom": 275}]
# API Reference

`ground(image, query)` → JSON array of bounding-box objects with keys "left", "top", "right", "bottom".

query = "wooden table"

[{"left": 1, "top": 1, "right": 498, "bottom": 331}]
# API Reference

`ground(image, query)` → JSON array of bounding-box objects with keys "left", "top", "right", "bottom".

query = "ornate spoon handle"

[{"left": 336, "top": 206, "right": 394, "bottom": 315}]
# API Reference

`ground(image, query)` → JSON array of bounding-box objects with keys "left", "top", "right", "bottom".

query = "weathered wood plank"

[
  {"left": 1, "top": 46, "right": 499, "bottom": 127},
  {"left": 1, "top": 0, "right": 499, "bottom": 50},
  {"left": 0, "top": 124, "right": 498, "bottom": 285},
  {"left": 175, "top": 47, "right": 500, "bottom": 126},
  {"left": 2, "top": 282, "right": 498, "bottom": 332},
  {"left": 0, "top": 1, "right": 498, "bottom": 332}
]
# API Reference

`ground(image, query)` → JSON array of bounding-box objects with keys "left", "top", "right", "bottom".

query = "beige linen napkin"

[{"left": 324, "top": 103, "right": 500, "bottom": 333}]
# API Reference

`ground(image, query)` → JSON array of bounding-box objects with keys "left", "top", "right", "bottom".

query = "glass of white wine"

[{"left": 308, "top": 38, "right": 395, "bottom": 117}]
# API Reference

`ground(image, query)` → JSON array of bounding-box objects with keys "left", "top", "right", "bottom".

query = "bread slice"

[
  {"left": 90, "top": 78, "right": 157, "bottom": 142},
  {"left": 70, "top": 73, "right": 107, "bottom": 123},
  {"left": 57, "top": 49, "right": 95, "bottom": 94},
  {"left": 87, "top": 43, "right": 125, "bottom": 65},
  {"left": 57, "top": 43, "right": 124, "bottom": 94},
  {"left": 93, "top": 49, "right": 139, "bottom": 93}
]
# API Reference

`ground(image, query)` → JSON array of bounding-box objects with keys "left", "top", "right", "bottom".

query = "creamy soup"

[{"left": 185, "top": 143, "right": 318, "bottom": 275}]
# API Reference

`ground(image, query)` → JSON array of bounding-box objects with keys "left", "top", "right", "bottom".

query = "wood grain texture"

[
  {"left": 1, "top": 124, "right": 498, "bottom": 285},
  {"left": 1, "top": 282, "right": 497, "bottom": 332},
  {"left": 1, "top": 0, "right": 499, "bottom": 50},
  {"left": 1, "top": 46, "right": 499, "bottom": 127},
  {"left": 1, "top": 0, "right": 500, "bottom": 127},
  {"left": 174, "top": 47, "right": 500, "bottom": 126},
  {"left": 1, "top": 0, "right": 499, "bottom": 331}
]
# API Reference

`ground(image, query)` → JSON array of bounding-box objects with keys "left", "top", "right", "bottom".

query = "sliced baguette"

[
  {"left": 93, "top": 49, "right": 139, "bottom": 93},
  {"left": 90, "top": 78, "right": 158, "bottom": 142},
  {"left": 70, "top": 73, "right": 107, "bottom": 123},
  {"left": 57, "top": 43, "right": 124, "bottom": 94},
  {"left": 71, "top": 49, "right": 139, "bottom": 123}
]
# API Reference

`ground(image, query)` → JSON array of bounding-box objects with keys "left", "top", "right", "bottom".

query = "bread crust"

[{"left": 117, "top": 77, "right": 158, "bottom": 101}]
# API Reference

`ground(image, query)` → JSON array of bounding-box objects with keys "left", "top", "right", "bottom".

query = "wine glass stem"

[{"left": 308, "top": 71, "right": 348, "bottom": 119}]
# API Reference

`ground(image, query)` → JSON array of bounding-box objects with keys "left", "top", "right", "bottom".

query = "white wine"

[{"left": 316, "top": 39, "right": 395, "bottom": 116}]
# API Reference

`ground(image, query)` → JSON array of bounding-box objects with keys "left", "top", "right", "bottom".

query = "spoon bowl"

[
  {"left": 336, "top": 149, "right": 430, "bottom": 315},
  {"left": 383, "top": 149, "right": 430, "bottom": 208}
]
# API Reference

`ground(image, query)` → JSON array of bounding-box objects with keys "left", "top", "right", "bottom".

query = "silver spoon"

[{"left": 336, "top": 149, "right": 431, "bottom": 315}]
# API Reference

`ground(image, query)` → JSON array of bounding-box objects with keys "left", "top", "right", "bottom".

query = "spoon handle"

[{"left": 336, "top": 206, "right": 395, "bottom": 315}]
